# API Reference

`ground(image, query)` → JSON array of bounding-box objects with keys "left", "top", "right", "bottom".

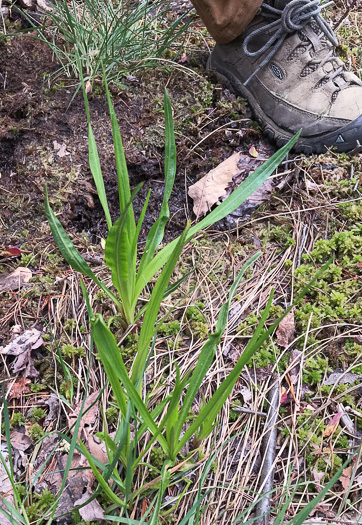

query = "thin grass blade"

[{"left": 88, "top": 124, "right": 112, "bottom": 229}]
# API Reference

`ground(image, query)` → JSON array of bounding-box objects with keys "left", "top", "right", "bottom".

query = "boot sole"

[{"left": 207, "top": 57, "right": 362, "bottom": 155}]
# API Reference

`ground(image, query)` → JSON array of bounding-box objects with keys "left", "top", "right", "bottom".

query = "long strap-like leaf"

[
  {"left": 135, "top": 132, "right": 300, "bottom": 300},
  {"left": 44, "top": 185, "right": 122, "bottom": 311},
  {"left": 137, "top": 89, "right": 177, "bottom": 280}
]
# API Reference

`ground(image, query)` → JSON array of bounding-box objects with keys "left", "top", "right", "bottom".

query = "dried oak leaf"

[
  {"left": 68, "top": 391, "right": 100, "bottom": 439},
  {"left": 188, "top": 153, "right": 269, "bottom": 217},
  {"left": 10, "top": 431, "right": 32, "bottom": 452},
  {"left": 0, "top": 267, "right": 32, "bottom": 293},
  {"left": 340, "top": 466, "right": 353, "bottom": 493},
  {"left": 0, "top": 328, "right": 43, "bottom": 378},
  {"left": 188, "top": 152, "right": 241, "bottom": 216},
  {"left": 8, "top": 377, "right": 31, "bottom": 400},
  {"left": 276, "top": 310, "right": 295, "bottom": 348}
]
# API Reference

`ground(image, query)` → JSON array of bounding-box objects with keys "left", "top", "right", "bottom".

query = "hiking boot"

[{"left": 207, "top": 0, "right": 362, "bottom": 154}]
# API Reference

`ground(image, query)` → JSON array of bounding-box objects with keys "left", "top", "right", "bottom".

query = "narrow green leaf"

[
  {"left": 149, "top": 462, "right": 172, "bottom": 525},
  {"left": 105, "top": 216, "right": 134, "bottom": 322},
  {"left": 88, "top": 124, "right": 112, "bottom": 229},
  {"left": 103, "top": 68, "right": 136, "bottom": 237},
  {"left": 132, "top": 224, "right": 190, "bottom": 385},
  {"left": 135, "top": 132, "right": 300, "bottom": 299},
  {"left": 136, "top": 89, "right": 177, "bottom": 280},
  {"left": 174, "top": 252, "right": 260, "bottom": 444},
  {"left": 92, "top": 315, "right": 169, "bottom": 454},
  {"left": 92, "top": 316, "right": 128, "bottom": 415},
  {"left": 132, "top": 188, "right": 151, "bottom": 256},
  {"left": 78, "top": 440, "right": 126, "bottom": 506},
  {"left": 44, "top": 186, "right": 122, "bottom": 310}
]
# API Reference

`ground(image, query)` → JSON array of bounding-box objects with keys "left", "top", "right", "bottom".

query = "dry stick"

[
  {"left": 254, "top": 380, "right": 279, "bottom": 525},
  {"left": 333, "top": 0, "right": 361, "bottom": 31}
]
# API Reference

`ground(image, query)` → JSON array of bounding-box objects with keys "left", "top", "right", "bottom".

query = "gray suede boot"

[{"left": 208, "top": 0, "right": 362, "bottom": 154}]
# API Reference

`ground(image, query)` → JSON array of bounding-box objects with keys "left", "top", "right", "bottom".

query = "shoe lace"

[{"left": 243, "top": 0, "right": 338, "bottom": 85}]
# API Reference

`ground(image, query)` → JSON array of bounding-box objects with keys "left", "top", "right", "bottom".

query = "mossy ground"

[{"left": 1, "top": 1, "right": 362, "bottom": 523}]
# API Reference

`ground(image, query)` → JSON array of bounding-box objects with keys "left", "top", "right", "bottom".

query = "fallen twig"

[{"left": 254, "top": 379, "right": 279, "bottom": 525}]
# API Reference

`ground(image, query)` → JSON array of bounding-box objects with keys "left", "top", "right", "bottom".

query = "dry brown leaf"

[
  {"left": 76, "top": 491, "right": 105, "bottom": 522},
  {"left": 33, "top": 435, "right": 104, "bottom": 522},
  {"left": 188, "top": 152, "right": 241, "bottom": 216},
  {"left": 10, "top": 431, "right": 33, "bottom": 452},
  {"left": 53, "top": 140, "right": 69, "bottom": 158},
  {"left": 44, "top": 394, "right": 59, "bottom": 425},
  {"left": 0, "top": 328, "right": 43, "bottom": 378},
  {"left": 0, "top": 267, "right": 32, "bottom": 293},
  {"left": 323, "top": 371, "right": 362, "bottom": 385},
  {"left": 276, "top": 310, "right": 295, "bottom": 348},
  {"left": 87, "top": 434, "right": 108, "bottom": 464},
  {"left": 312, "top": 469, "right": 325, "bottom": 493},
  {"left": 68, "top": 391, "right": 100, "bottom": 438},
  {"left": 8, "top": 377, "right": 31, "bottom": 400},
  {"left": 340, "top": 466, "right": 353, "bottom": 493}
]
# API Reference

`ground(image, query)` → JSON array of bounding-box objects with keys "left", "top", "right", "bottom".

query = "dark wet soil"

[{"left": 0, "top": 31, "right": 276, "bottom": 250}]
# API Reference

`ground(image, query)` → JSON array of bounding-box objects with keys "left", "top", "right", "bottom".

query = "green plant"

[
  {"left": 31, "top": 0, "right": 192, "bottom": 83},
  {"left": 10, "top": 412, "right": 26, "bottom": 429},
  {"left": 41, "top": 74, "right": 346, "bottom": 521},
  {"left": 61, "top": 344, "right": 85, "bottom": 358},
  {"left": 28, "top": 424, "right": 45, "bottom": 441},
  {"left": 30, "top": 383, "right": 47, "bottom": 393},
  {"left": 29, "top": 408, "right": 46, "bottom": 423},
  {"left": 45, "top": 76, "right": 301, "bottom": 368}
]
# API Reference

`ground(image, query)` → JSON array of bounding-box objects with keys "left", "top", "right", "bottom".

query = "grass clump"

[{"left": 32, "top": 0, "right": 192, "bottom": 83}]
